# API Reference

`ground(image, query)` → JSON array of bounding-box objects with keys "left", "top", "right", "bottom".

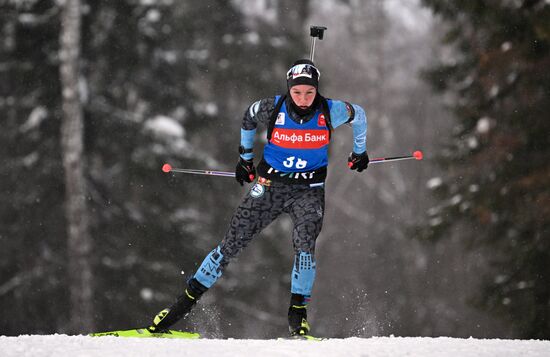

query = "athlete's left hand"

[{"left": 348, "top": 151, "right": 369, "bottom": 172}]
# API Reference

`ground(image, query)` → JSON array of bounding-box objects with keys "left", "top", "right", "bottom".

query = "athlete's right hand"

[{"left": 235, "top": 158, "right": 256, "bottom": 186}]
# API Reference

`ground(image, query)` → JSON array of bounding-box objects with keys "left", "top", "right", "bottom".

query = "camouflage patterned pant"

[{"left": 193, "top": 179, "right": 325, "bottom": 294}]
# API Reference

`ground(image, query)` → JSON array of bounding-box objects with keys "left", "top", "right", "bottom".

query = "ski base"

[{"left": 89, "top": 328, "right": 200, "bottom": 339}]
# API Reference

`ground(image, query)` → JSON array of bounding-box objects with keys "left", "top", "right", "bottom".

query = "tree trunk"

[{"left": 59, "top": 0, "right": 94, "bottom": 333}]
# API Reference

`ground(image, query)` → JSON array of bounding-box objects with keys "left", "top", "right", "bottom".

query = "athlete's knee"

[
  {"left": 220, "top": 225, "right": 258, "bottom": 260},
  {"left": 292, "top": 226, "right": 319, "bottom": 255},
  {"left": 292, "top": 214, "right": 323, "bottom": 252}
]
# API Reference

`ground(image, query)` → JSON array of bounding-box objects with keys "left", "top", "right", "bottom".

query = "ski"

[
  {"left": 279, "top": 334, "right": 326, "bottom": 341},
  {"left": 89, "top": 328, "right": 200, "bottom": 339},
  {"left": 293, "top": 334, "right": 325, "bottom": 341}
]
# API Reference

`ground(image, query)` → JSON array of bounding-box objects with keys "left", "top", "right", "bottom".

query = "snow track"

[{"left": 1, "top": 335, "right": 549, "bottom": 357}]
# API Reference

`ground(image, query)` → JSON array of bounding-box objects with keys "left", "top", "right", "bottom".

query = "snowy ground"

[{"left": 1, "top": 335, "right": 549, "bottom": 357}]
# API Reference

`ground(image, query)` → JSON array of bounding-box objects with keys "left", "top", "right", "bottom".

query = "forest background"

[{"left": 1, "top": 0, "right": 548, "bottom": 339}]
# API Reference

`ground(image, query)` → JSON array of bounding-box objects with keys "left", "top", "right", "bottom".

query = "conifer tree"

[{"left": 421, "top": 0, "right": 550, "bottom": 338}]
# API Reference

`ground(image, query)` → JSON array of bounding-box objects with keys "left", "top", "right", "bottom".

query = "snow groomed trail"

[{"left": 1, "top": 334, "right": 549, "bottom": 357}]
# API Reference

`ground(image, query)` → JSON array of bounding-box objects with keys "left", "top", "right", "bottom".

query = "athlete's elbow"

[{"left": 352, "top": 104, "right": 366, "bottom": 123}]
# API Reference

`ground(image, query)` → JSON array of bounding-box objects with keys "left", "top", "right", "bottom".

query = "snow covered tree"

[{"left": 421, "top": 0, "right": 550, "bottom": 339}]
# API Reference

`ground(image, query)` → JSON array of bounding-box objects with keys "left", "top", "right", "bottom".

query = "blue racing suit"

[{"left": 193, "top": 94, "right": 367, "bottom": 301}]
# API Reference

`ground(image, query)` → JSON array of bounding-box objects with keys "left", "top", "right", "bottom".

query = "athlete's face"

[{"left": 289, "top": 85, "right": 317, "bottom": 109}]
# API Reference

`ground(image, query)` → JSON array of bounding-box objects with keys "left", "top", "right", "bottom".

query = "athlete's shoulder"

[
  {"left": 243, "top": 96, "right": 279, "bottom": 128},
  {"left": 248, "top": 96, "right": 278, "bottom": 117},
  {"left": 316, "top": 95, "right": 337, "bottom": 113},
  {"left": 328, "top": 99, "right": 365, "bottom": 128}
]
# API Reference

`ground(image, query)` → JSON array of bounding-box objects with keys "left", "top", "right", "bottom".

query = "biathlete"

[{"left": 148, "top": 59, "right": 369, "bottom": 337}]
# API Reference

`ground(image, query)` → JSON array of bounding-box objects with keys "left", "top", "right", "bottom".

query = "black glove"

[
  {"left": 348, "top": 151, "right": 369, "bottom": 172},
  {"left": 235, "top": 158, "right": 256, "bottom": 186}
]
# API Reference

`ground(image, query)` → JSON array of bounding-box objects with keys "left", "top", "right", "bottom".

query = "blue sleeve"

[
  {"left": 330, "top": 100, "right": 367, "bottom": 154},
  {"left": 240, "top": 128, "right": 256, "bottom": 160}
]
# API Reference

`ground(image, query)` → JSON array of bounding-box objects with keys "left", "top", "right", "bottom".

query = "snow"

[
  {"left": 501, "top": 42, "right": 512, "bottom": 52},
  {"left": 146, "top": 9, "right": 161, "bottom": 22},
  {"left": 426, "top": 177, "right": 443, "bottom": 189},
  {"left": 20, "top": 106, "right": 47, "bottom": 132},
  {"left": 476, "top": 117, "right": 493, "bottom": 134},
  {"left": 1, "top": 335, "right": 549, "bottom": 357},
  {"left": 144, "top": 115, "right": 184, "bottom": 138},
  {"left": 385, "top": 0, "right": 432, "bottom": 34},
  {"left": 142, "top": 114, "right": 191, "bottom": 153}
]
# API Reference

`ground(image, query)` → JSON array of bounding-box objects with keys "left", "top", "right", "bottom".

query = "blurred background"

[{"left": 1, "top": 0, "right": 548, "bottom": 339}]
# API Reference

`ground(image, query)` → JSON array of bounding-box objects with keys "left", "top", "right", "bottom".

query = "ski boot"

[
  {"left": 148, "top": 279, "right": 206, "bottom": 333},
  {"left": 288, "top": 293, "right": 310, "bottom": 336}
]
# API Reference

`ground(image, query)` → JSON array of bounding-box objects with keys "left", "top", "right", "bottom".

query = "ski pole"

[
  {"left": 161, "top": 164, "right": 256, "bottom": 181},
  {"left": 309, "top": 26, "right": 327, "bottom": 62},
  {"left": 349, "top": 150, "right": 424, "bottom": 167},
  {"left": 162, "top": 163, "right": 235, "bottom": 178},
  {"left": 162, "top": 151, "right": 423, "bottom": 178}
]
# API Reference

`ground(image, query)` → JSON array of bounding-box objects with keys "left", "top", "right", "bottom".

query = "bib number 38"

[{"left": 283, "top": 156, "right": 307, "bottom": 169}]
